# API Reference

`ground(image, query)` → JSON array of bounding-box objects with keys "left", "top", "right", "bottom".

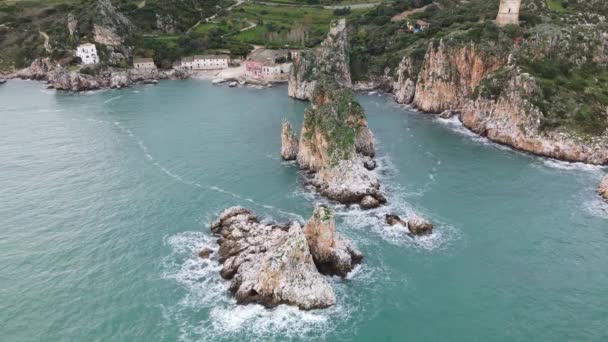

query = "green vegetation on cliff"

[{"left": 303, "top": 79, "right": 365, "bottom": 163}]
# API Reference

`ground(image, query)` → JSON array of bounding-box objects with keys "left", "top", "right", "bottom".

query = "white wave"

[
  {"left": 540, "top": 159, "right": 606, "bottom": 173},
  {"left": 584, "top": 198, "right": 608, "bottom": 220}
]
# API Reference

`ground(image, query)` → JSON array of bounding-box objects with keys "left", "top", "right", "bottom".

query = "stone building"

[
  {"left": 76, "top": 43, "right": 99, "bottom": 65},
  {"left": 177, "top": 55, "right": 230, "bottom": 70},
  {"left": 244, "top": 49, "right": 292, "bottom": 82},
  {"left": 133, "top": 58, "right": 157, "bottom": 70},
  {"left": 496, "top": 0, "right": 521, "bottom": 26}
]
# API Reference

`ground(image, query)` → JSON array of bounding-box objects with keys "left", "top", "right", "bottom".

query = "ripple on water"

[{"left": 161, "top": 230, "right": 382, "bottom": 341}]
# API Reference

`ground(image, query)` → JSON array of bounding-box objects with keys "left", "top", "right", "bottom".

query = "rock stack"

[
  {"left": 280, "top": 119, "right": 299, "bottom": 160},
  {"left": 210, "top": 205, "right": 362, "bottom": 310}
]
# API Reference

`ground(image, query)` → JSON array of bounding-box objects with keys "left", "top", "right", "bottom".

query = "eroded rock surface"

[
  {"left": 210, "top": 206, "right": 362, "bottom": 310},
  {"left": 295, "top": 80, "right": 385, "bottom": 207},
  {"left": 303, "top": 205, "right": 363, "bottom": 277},
  {"left": 281, "top": 119, "right": 299, "bottom": 160},
  {"left": 12, "top": 58, "right": 187, "bottom": 92},
  {"left": 288, "top": 19, "right": 352, "bottom": 100}
]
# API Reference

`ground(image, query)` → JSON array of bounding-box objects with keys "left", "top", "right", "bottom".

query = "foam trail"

[
  {"left": 104, "top": 95, "right": 123, "bottom": 104},
  {"left": 108, "top": 114, "right": 303, "bottom": 220}
]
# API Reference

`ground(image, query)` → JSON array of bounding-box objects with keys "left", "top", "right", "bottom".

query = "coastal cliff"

[
  {"left": 12, "top": 58, "right": 187, "bottom": 91},
  {"left": 288, "top": 19, "right": 352, "bottom": 101},
  {"left": 411, "top": 40, "right": 503, "bottom": 113},
  {"left": 295, "top": 80, "right": 385, "bottom": 208},
  {"left": 391, "top": 36, "right": 608, "bottom": 165}
]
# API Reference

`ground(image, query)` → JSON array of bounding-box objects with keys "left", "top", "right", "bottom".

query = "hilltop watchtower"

[{"left": 496, "top": 0, "right": 521, "bottom": 26}]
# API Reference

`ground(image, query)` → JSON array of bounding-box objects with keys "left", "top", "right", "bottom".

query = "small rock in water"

[
  {"left": 599, "top": 175, "right": 608, "bottom": 202},
  {"left": 407, "top": 216, "right": 434, "bottom": 236},
  {"left": 0, "top": 78, "right": 6, "bottom": 85},
  {"left": 198, "top": 247, "right": 212, "bottom": 259},
  {"left": 360, "top": 195, "right": 380, "bottom": 209},
  {"left": 385, "top": 214, "right": 407, "bottom": 226}
]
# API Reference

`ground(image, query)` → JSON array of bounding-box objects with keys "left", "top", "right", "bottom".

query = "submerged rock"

[
  {"left": 385, "top": 214, "right": 433, "bottom": 236},
  {"left": 303, "top": 205, "right": 363, "bottom": 277},
  {"left": 407, "top": 216, "right": 434, "bottom": 236},
  {"left": 281, "top": 119, "right": 299, "bottom": 160},
  {"left": 385, "top": 214, "right": 407, "bottom": 226},
  {"left": 210, "top": 207, "right": 340, "bottom": 310},
  {"left": 360, "top": 195, "right": 380, "bottom": 209},
  {"left": 0, "top": 78, "right": 6, "bottom": 85},
  {"left": 599, "top": 175, "right": 608, "bottom": 202},
  {"left": 198, "top": 248, "right": 212, "bottom": 259}
]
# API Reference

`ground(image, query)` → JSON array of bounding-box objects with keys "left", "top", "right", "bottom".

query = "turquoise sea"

[{"left": 1, "top": 80, "right": 607, "bottom": 341}]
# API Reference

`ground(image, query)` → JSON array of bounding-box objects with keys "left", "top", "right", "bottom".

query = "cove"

[{"left": 1, "top": 79, "right": 607, "bottom": 341}]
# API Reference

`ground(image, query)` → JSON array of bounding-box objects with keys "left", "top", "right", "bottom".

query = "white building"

[
  {"left": 178, "top": 55, "right": 230, "bottom": 70},
  {"left": 133, "top": 58, "right": 157, "bottom": 70},
  {"left": 76, "top": 43, "right": 99, "bottom": 65},
  {"left": 261, "top": 62, "right": 291, "bottom": 82}
]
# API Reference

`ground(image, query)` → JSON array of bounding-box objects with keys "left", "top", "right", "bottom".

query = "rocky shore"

[
  {"left": 209, "top": 205, "right": 362, "bottom": 310},
  {"left": 8, "top": 58, "right": 187, "bottom": 92}
]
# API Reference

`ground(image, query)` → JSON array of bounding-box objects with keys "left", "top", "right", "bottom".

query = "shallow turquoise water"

[{"left": 1, "top": 80, "right": 607, "bottom": 341}]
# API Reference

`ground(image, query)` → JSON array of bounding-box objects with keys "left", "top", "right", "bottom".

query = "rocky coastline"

[
  {"left": 7, "top": 58, "right": 188, "bottom": 92},
  {"left": 209, "top": 205, "right": 362, "bottom": 310}
]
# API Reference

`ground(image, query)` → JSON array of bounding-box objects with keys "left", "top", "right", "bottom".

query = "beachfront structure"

[
  {"left": 178, "top": 55, "right": 230, "bottom": 70},
  {"left": 76, "top": 43, "right": 99, "bottom": 65},
  {"left": 244, "top": 49, "right": 293, "bottom": 82},
  {"left": 133, "top": 58, "right": 157, "bottom": 70}
]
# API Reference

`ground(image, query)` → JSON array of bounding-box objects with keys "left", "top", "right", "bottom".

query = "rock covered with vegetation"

[
  {"left": 210, "top": 206, "right": 362, "bottom": 310},
  {"left": 288, "top": 19, "right": 352, "bottom": 100},
  {"left": 280, "top": 118, "right": 299, "bottom": 161},
  {"left": 295, "top": 80, "right": 385, "bottom": 208}
]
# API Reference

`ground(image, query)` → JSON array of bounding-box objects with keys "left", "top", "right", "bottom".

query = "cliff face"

[
  {"left": 288, "top": 19, "right": 352, "bottom": 100},
  {"left": 462, "top": 69, "right": 608, "bottom": 164},
  {"left": 412, "top": 40, "right": 504, "bottom": 113},
  {"left": 391, "top": 36, "right": 608, "bottom": 165}
]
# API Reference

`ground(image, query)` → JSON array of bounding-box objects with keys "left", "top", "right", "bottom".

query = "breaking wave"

[{"left": 161, "top": 230, "right": 381, "bottom": 341}]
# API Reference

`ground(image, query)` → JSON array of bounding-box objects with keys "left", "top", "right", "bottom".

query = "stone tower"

[{"left": 496, "top": 0, "right": 521, "bottom": 26}]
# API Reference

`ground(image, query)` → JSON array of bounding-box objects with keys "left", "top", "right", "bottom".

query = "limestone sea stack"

[
  {"left": 304, "top": 205, "right": 363, "bottom": 277},
  {"left": 288, "top": 19, "right": 352, "bottom": 101},
  {"left": 599, "top": 175, "right": 608, "bottom": 202},
  {"left": 280, "top": 118, "right": 299, "bottom": 160},
  {"left": 295, "top": 80, "right": 385, "bottom": 208},
  {"left": 210, "top": 206, "right": 362, "bottom": 310}
]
